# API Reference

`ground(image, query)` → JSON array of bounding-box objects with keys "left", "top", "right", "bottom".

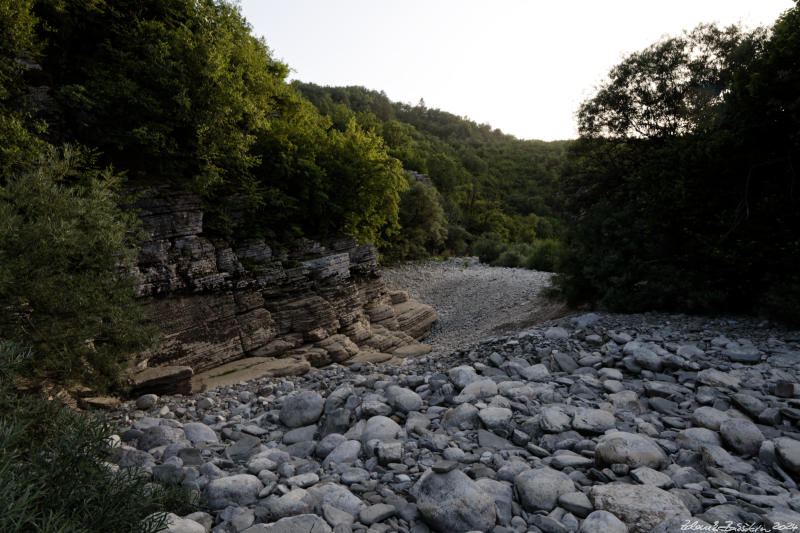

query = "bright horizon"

[{"left": 239, "top": 0, "right": 794, "bottom": 141}]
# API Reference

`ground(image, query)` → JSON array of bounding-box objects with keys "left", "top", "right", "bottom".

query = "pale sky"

[{"left": 238, "top": 0, "right": 794, "bottom": 141}]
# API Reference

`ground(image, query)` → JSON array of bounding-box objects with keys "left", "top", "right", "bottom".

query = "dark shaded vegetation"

[
  {"left": 0, "top": 341, "right": 198, "bottom": 532},
  {"left": 555, "top": 8, "right": 800, "bottom": 325}
]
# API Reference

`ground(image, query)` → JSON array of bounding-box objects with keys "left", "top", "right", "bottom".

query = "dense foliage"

[
  {"left": 556, "top": 5, "right": 800, "bottom": 324},
  {"left": 0, "top": 146, "right": 156, "bottom": 388},
  {"left": 0, "top": 341, "right": 197, "bottom": 532},
  {"left": 295, "top": 82, "right": 569, "bottom": 264},
  {"left": 25, "top": 0, "right": 407, "bottom": 244}
]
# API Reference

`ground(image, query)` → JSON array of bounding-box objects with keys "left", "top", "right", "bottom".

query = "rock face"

[{"left": 130, "top": 189, "right": 436, "bottom": 389}]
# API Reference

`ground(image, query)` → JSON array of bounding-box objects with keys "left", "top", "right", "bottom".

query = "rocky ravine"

[{"left": 108, "top": 311, "right": 800, "bottom": 533}]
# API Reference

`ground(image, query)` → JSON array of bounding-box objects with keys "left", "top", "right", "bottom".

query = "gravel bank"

[{"left": 382, "top": 258, "right": 569, "bottom": 353}]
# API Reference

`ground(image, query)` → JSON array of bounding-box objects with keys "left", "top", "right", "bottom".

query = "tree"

[
  {"left": 557, "top": 10, "right": 800, "bottom": 324},
  {"left": 577, "top": 24, "right": 764, "bottom": 139},
  {"left": 0, "top": 146, "right": 155, "bottom": 388}
]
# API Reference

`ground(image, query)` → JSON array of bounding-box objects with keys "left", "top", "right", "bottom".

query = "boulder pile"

[{"left": 108, "top": 312, "right": 800, "bottom": 533}]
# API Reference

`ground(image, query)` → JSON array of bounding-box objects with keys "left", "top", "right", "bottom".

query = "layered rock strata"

[{"left": 130, "top": 189, "right": 436, "bottom": 392}]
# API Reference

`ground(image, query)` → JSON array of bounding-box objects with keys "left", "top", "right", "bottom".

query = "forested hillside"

[{"left": 296, "top": 83, "right": 569, "bottom": 264}]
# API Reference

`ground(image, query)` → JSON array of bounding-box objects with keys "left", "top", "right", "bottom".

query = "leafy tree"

[
  {"left": 33, "top": 0, "right": 289, "bottom": 190},
  {"left": 577, "top": 24, "right": 764, "bottom": 139},
  {"left": 557, "top": 11, "right": 800, "bottom": 324},
  {"left": 382, "top": 177, "right": 447, "bottom": 261},
  {"left": 0, "top": 146, "right": 155, "bottom": 388}
]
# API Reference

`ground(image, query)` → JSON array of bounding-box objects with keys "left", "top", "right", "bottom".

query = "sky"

[{"left": 238, "top": 0, "right": 794, "bottom": 141}]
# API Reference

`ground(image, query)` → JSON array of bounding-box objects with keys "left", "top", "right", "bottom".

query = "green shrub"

[
  {"left": 493, "top": 243, "right": 534, "bottom": 268},
  {"left": 525, "top": 239, "right": 563, "bottom": 272},
  {"left": 0, "top": 341, "right": 198, "bottom": 532},
  {"left": 0, "top": 146, "right": 156, "bottom": 390},
  {"left": 471, "top": 232, "right": 506, "bottom": 264}
]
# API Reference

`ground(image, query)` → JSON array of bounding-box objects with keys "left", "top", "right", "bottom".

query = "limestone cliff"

[{"left": 129, "top": 189, "right": 436, "bottom": 394}]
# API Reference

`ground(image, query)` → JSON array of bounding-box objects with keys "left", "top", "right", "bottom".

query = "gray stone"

[
  {"left": 608, "top": 391, "right": 642, "bottom": 412},
  {"left": 135, "top": 394, "right": 159, "bottom": 410},
  {"left": 775, "top": 437, "right": 800, "bottom": 474},
  {"left": 358, "top": 503, "right": 395, "bottom": 525},
  {"left": 205, "top": 474, "right": 263, "bottom": 510},
  {"left": 595, "top": 431, "right": 667, "bottom": 469},
  {"left": 589, "top": 483, "right": 689, "bottom": 533},
  {"left": 558, "top": 491, "right": 593, "bottom": 518},
  {"left": 243, "top": 514, "right": 332, "bottom": 533},
  {"left": 696, "top": 369, "right": 740, "bottom": 389},
  {"left": 283, "top": 424, "right": 317, "bottom": 445},
  {"left": 448, "top": 365, "right": 480, "bottom": 389},
  {"left": 227, "top": 434, "right": 262, "bottom": 462},
  {"left": 182, "top": 422, "right": 218, "bottom": 444},
  {"left": 442, "top": 403, "right": 480, "bottom": 430},
  {"left": 719, "top": 418, "right": 764, "bottom": 456},
  {"left": 138, "top": 424, "right": 186, "bottom": 451},
  {"left": 414, "top": 468, "right": 496, "bottom": 533},
  {"left": 701, "top": 445, "right": 754, "bottom": 475},
  {"left": 478, "top": 407, "right": 513, "bottom": 431},
  {"left": 630, "top": 466, "right": 673, "bottom": 488},
  {"left": 545, "top": 327, "right": 569, "bottom": 340},
  {"left": 361, "top": 416, "right": 401, "bottom": 445},
  {"left": 385, "top": 385, "right": 423, "bottom": 413},
  {"left": 475, "top": 478, "right": 513, "bottom": 525},
  {"left": 161, "top": 513, "right": 206, "bottom": 533},
  {"left": 724, "top": 346, "right": 761, "bottom": 363},
  {"left": 690, "top": 406, "right": 729, "bottom": 431},
  {"left": 314, "top": 433, "right": 347, "bottom": 459},
  {"left": 572, "top": 408, "right": 616, "bottom": 434},
  {"left": 578, "top": 510, "right": 628, "bottom": 533},
  {"left": 323, "top": 440, "right": 361, "bottom": 468},
  {"left": 453, "top": 379, "right": 498, "bottom": 403},
  {"left": 515, "top": 467, "right": 575, "bottom": 511},
  {"left": 280, "top": 391, "right": 325, "bottom": 428},
  {"left": 675, "top": 427, "right": 721, "bottom": 451},
  {"left": 267, "top": 488, "right": 317, "bottom": 518},
  {"left": 322, "top": 504, "right": 354, "bottom": 527},
  {"left": 540, "top": 405, "right": 572, "bottom": 433},
  {"left": 307, "top": 483, "right": 365, "bottom": 516}
]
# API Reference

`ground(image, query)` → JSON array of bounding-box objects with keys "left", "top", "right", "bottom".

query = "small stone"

[
  {"left": 413, "top": 468, "right": 496, "bottom": 533},
  {"left": 182, "top": 422, "right": 218, "bottom": 444},
  {"left": 205, "top": 474, "right": 263, "bottom": 510},
  {"left": 630, "top": 466, "right": 673, "bottom": 488},
  {"left": 280, "top": 391, "right": 324, "bottom": 428},
  {"left": 515, "top": 467, "right": 575, "bottom": 511},
  {"left": 719, "top": 418, "right": 764, "bottom": 456},
  {"left": 433, "top": 459, "right": 458, "bottom": 473},
  {"left": 135, "top": 394, "right": 159, "bottom": 410},
  {"left": 595, "top": 431, "right": 667, "bottom": 469},
  {"left": 359, "top": 503, "right": 396, "bottom": 526},
  {"left": 578, "top": 510, "right": 628, "bottom": 533},
  {"left": 558, "top": 491, "right": 594, "bottom": 518},
  {"left": 545, "top": 327, "right": 569, "bottom": 340},
  {"left": 590, "top": 483, "right": 689, "bottom": 533}
]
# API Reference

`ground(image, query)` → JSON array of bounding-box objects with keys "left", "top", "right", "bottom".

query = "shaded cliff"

[{"left": 130, "top": 189, "right": 436, "bottom": 394}]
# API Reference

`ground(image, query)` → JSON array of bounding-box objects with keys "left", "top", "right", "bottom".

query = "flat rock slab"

[{"left": 191, "top": 356, "right": 309, "bottom": 393}]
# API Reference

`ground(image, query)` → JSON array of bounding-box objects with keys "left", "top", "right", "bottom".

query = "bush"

[
  {"left": 0, "top": 146, "right": 156, "bottom": 389},
  {"left": 0, "top": 341, "right": 198, "bottom": 532},
  {"left": 525, "top": 239, "right": 563, "bottom": 272},
  {"left": 493, "top": 243, "right": 534, "bottom": 268},
  {"left": 471, "top": 232, "right": 506, "bottom": 264},
  {"left": 444, "top": 224, "right": 471, "bottom": 256}
]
